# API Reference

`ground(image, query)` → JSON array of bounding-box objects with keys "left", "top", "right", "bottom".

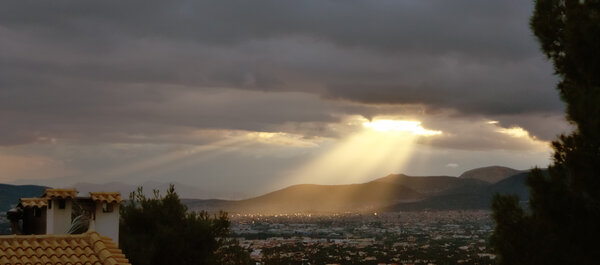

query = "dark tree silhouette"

[
  {"left": 491, "top": 1, "right": 600, "bottom": 265},
  {"left": 119, "top": 185, "right": 249, "bottom": 265}
]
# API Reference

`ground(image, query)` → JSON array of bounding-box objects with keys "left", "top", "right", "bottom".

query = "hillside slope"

[
  {"left": 0, "top": 184, "right": 48, "bottom": 212},
  {"left": 185, "top": 182, "right": 424, "bottom": 214},
  {"left": 458, "top": 166, "right": 522, "bottom": 183},
  {"left": 383, "top": 170, "right": 534, "bottom": 211},
  {"left": 182, "top": 167, "right": 539, "bottom": 213},
  {"left": 371, "top": 174, "right": 489, "bottom": 195},
  {"left": 236, "top": 182, "right": 423, "bottom": 213},
  {"left": 0, "top": 184, "right": 48, "bottom": 234}
]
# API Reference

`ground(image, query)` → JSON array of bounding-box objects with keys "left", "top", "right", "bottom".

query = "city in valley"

[
  {"left": 3, "top": 1, "right": 595, "bottom": 264},
  {"left": 228, "top": 210, "right": 495, "bottom": 265}
]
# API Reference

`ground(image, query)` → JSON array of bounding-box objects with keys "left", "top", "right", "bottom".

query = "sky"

[{"left": 0, "top": 0, "right": 572, "bottom": 198}]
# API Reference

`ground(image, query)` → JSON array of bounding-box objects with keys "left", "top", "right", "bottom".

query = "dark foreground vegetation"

[
  {"left": 119, "top": 185, "right": 251, "bottom": 265},
  {"left": 492, "top": 1, "right": 600, "bottom": 264}
]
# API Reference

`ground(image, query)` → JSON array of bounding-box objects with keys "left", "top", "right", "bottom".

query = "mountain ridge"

[
  {"left": 185, "top": 182, "right": 424, "bottom": 214},
  {"left": 384, "top": 170, "right": 536, "bottom": 211},
  {"left": 458, "top": 165, "right": 523, "bottom": 183},
  {"left": 184, "top": 166, "right": 533, "bottom": 213},
  {"left": 370, "top": 174, "right": 489, "bottom": 195},
  {"left": 0, "top": 184, "right": 48, "bottom": 234},
  {"left": 0, "top": 166, "right": 535, "bottom": 216}
]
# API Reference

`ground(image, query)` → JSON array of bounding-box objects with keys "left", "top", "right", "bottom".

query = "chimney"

[
  {"left": 10, "top": 188, "right": 123, "bottom": 245},
  {"left": 88, "top": 192, "right": 123, "bottom": 245},
  {"left": 44, "top": 189, "right": 78, "bottom": 234}
]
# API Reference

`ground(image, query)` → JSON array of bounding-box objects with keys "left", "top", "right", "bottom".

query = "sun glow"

[
  {"left": 497, "top": 127, "right": 530, "bottom": 138},
  {"left": 274, "top": 129, "right": 418, "bottom": 211},
  {"left": 270, "top": 117, "right": 448, "bottom": 212},
  {"left": 245, "top": 132, "right": 318, "bottom": 147},
  {"left": 281, "top": 117, "right": 443, "bottom": 190},
  {"left": 363, "top": 120, "right": 442, "bottom": 136}
]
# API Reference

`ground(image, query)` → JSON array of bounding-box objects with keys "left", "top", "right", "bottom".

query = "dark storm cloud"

[
  {"left": 0, "top": 1, "right": 534, "bottom": 55},
  {"left": 0, "top": 0, "right": 565, "bottom": 145}
]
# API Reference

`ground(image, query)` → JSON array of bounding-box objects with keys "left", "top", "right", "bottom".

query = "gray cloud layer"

[{"left": 0, "top": 0, "right": 565, "bottom": 146}]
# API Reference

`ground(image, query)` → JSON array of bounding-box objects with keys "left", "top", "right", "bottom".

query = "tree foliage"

[
  {"left": 119, "top": 185, "right": 248, "bottom": 265},
  {"left": 491, "top": 1, "right": 600, "bottom": 264}
]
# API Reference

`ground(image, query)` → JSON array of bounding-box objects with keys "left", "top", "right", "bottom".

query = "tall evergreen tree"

[
  {"left": 491, "top": 1, "right": 600, "bottom": 264},
  {"left": 119, "top": 185, "right": 249, "bottom": 265}
]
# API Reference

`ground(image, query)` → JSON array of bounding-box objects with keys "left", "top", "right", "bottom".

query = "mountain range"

[
  {"left": 383, "top": 171, "right": 531, "bottom": 211},
  {"left": 72, "top": 181, "right": 249, "bottom": 200},
  {"left": 458, "top": 166, "right": 524, "bottom": 183},
  {"left": 184, "top": 165, "right": 534, "bottom": 214},
  {"left": 0, "top": 184, "right": 48, "bottom": 234},
  {"left": 0, "top": 165, "right": 534, "bottom": 217},
  {"left": 0, "top": 184, "right": 47, "bottom": 213}
]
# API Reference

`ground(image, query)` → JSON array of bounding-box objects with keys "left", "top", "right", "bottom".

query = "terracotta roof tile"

[
  {"left": 43, "top": 189, "right": 78, "bottom": 199},
  {"left": 19, "top": 198, "right": 48, "bottom": 208},
  {"left": 0, "top": 231, "right": 130, "bottom": 265},
  {"left": 89, "top": 192, "right": 123, "bottom": 203}
]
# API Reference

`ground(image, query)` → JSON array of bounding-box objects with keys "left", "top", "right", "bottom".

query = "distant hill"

[
  {"left": 184, "top": 171, "right": 520, "bottom": 214},
  {"left": 235, "top": 182, "right": 423, "bottom": 213},
  {"left": 383, "top": 170, "right": 535, "bottom": 211},
  {"left": 488, "top": 171, "right": 530, "bottom": 199},
  {"left": 182, "top": 199, "right": 234, "bottom": 212},
  {"left": 185, "top": 182, "right": 424, "bottom": 214},
  {"left": 370, "top": 174, "right": 488, "bottom": 195},
  {"left": 458, "top": 166, "right": 523, "bottom": 183},
  {"left": 0, "top": 184, "right": 48, "bottom": 234},
  {"left": 183, "top": 169, "right": 537, "bottom": 214},
  {"left": 73, "top": 181, "right": 248, "bottom": 200},
  {"left": 0, "top": 184, "right": 48, "bottom": 212},
  {"left": 0, "top": 166, "right": 535, "bottom": 218}
]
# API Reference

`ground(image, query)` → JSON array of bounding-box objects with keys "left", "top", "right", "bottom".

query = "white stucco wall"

[
  {"left": 93, "top": 203, "right": 120, "bottom": 245},
  {"left": 46, "top": 199, "right": 72, "bottom": 234}
]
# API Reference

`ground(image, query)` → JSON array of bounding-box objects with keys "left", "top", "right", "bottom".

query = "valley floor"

[{"left": 230, "top": 210, "right": 496, "bottom": 265}]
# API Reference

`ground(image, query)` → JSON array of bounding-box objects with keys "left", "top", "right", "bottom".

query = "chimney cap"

[
  {"left": 19, "top": 198, "right": 48, "bottom": 208},
  {"left": 89, "top": 192, "right": 123, "bottom": 203},
  {"left": 43, "top": 188, "right": 78, "bottom": 199}
]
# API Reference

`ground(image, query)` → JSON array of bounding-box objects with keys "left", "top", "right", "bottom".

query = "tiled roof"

[
  {"left": 0, "top": 231, "right": 130, "bottom": 265},
  {"left": 89, "top": 192, "right": 123, "bottom": 204},
  {"left": 19, "top": 198, "right": 48, "bottom": 208},
  {"left": 43, "top": 189, "right": 78, "bottom": 199}
]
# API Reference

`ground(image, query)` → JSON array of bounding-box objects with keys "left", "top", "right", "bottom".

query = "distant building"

[{"left": 2, "top": 188, "right": 130, "bottom": 265}]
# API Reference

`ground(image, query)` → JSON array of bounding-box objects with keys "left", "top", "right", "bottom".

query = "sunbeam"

[
  {"left": 95, "top": 136, "right": 249, "bottom": 181},
  {"left": 275, "top": 118, "right": 443, "bottom": 211}
]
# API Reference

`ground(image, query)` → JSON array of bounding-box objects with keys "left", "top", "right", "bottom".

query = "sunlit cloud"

[
  {"left": 363, "top": 120, "right": 442, "bottom": 136},
  {"left": 446, "top": 163, "right": 459, "bottom": 168},
  {"left": 245, "top": 132, "right": 320, "bottom": 147},
  {"left": 497, "top": 126, "right": 531, "bottom": 138},
  {"left": 485, "top": 123, "right": 550, "bottom": 152}
]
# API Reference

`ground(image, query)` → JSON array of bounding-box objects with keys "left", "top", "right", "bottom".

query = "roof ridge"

[
  {"left": 87, "top": 231, "right": 129, "bottom": 265},
  {"left": 19, "top": 197, "right": 48, "bottom": 208},
  {"left": 89, "top": 192, "right": 123, "bottom": 203},
  {"left": 43, "top": 188, "right": 78, "bottom": 199},
  {"left": 0, "top": 231, "right": 130, "bottom": 265},
  {"left": 0, "top": 233, "right": 86, "bottom": 240}
]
